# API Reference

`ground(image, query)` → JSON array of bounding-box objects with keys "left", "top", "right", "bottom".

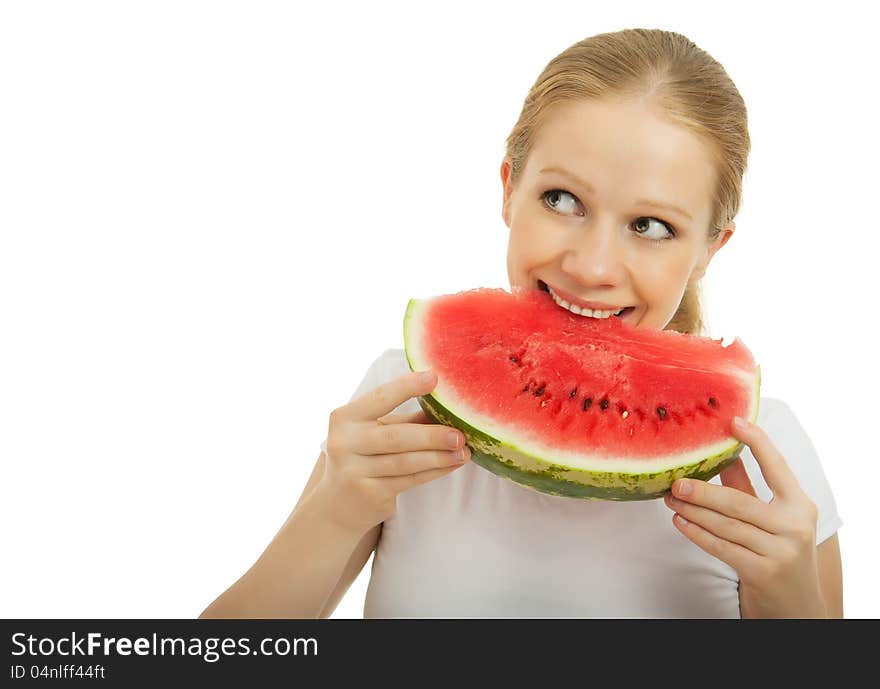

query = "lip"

[{"left": 540, "top": 281, "right": 628, "bottom": 311}]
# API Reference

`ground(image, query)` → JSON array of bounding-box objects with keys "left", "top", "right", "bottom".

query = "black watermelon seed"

[
  {"left": 533, "top": 385, "right": 545, "bottom": 396},
  {"left": 600, "top": 398, "right": 610, "bottom": 411},
  {"left": 522, "top": 384, "right": 530, "bottom": 393},
  {"left": 569, "top": 388, "right": 578, "bottom": 399},
  {"left": 708, "top": 397, "right": 718, "bottom": 408},
  {"left": 657, "top": 406, "right": 667, "bottom": 420},
  {"left": 582, "top": 397, "right": 593, "bottom": 411}
]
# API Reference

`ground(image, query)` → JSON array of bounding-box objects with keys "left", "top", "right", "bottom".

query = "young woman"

[{"left": 200, "top": 28, "right": 843, "bottom": 619}]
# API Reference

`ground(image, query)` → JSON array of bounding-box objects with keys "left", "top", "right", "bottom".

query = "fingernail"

[
  {"left": 676, "top": 479, "right": 692, "bottom": 496},
  {"left": 732, "top": 416, "right": 748, "bottom": 431},
  {"left": 420, "top": 369, "right": 434, "bottom": 383},
  {"left": 447, "top": 432, "right": 461, "bottom": 448}
]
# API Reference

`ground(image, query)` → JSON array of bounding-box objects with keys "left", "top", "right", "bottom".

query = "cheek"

[
  {"left": 640, "top": 261, "right": 687, "bottom": 293},
  {"left": 508, "top": 223, "right": 559, "bottom": 271},
  {"left": 636, "top": 259, "right": 691, "bottom": 322},
  {"left": 639, "top": 251, "right": 693, "bottom": 289}
]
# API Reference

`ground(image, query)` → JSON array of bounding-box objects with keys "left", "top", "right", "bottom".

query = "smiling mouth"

[{"left": 536, "top": 280, "right": 635, "bottom": 319}]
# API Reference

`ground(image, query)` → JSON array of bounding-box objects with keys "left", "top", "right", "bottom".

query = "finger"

[
  {"left": 378, "top": 408, "right": 431, "bottom": 426},
  {"left": 671, "top": 478, "right": 787, "bottom": 535},
  {"left": 344, "top": 369, "right": 437, "bottom": 423},
  {"left": 366, "top": 445, "right": 470, "bottom": 478},
  {"left": 730, "top": 417, "right": 800, "bottom": 500},
  {"left": 360, "top": 420, "right": 466, "bottom": 456},
  {"left": 719, "top": 457, "right": 758, "bottom": 498},
  {"left": 671, "top": 512, "right": 763, "bottom": 574},
  {"left": 381, "top": 461, "right": 467, "bottom": 492},
  {"left": 664, "top": 493, "right": 776, "bottom": 556}
]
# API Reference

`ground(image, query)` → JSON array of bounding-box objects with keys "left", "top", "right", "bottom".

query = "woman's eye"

[
  {"left": 540, "top": 189, "right": 676, "bottom": 241},
  {"left": 542, "top": 189, "right": 582, "bottom": 216},
  {"left": 632, "top": 216, "right": 675, "bottom": 241}
]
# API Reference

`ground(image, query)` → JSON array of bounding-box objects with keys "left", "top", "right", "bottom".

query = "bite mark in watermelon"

[{"left": 403, "top": 287, "right": 761, "bottom": 501}]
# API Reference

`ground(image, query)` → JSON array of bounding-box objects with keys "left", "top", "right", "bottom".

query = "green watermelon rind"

[
  {"left": 404, "top": 296, "right": 761, "bottom": 501},
  {"left": 418, "top": 393, "right": 753, "bottom": 500}
]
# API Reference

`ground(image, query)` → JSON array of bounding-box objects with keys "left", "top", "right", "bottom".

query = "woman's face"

[{"left": 501, "top": 97, "right": 734, "bottom": 330}]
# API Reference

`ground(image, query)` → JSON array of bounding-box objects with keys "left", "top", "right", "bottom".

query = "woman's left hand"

[{"left": 663, "top": 415, "right": 827, "bottom": 618}]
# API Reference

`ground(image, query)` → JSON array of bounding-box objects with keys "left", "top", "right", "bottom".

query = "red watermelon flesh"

[{"left": 403, "top": 287, "right": 761, "bottom": 500}]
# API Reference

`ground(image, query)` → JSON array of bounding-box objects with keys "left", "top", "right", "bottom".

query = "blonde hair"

[{"left": 504, "top": 28, "right": 751, "bottom": 335}]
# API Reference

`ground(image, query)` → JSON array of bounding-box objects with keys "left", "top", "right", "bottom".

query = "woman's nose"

[{"left": 561, "top": 222, "right": 628, "bottom": 284}]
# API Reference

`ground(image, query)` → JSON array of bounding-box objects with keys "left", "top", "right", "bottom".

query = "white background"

[{"left": 1, "top": 1, "right": 877, "bottom": 618}]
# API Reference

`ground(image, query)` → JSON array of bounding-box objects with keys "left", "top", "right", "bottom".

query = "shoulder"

[
  {"left": 752, "top": 395, "right": 818, "bottom": 475},
  {"left": 373, "top": 348, "right": 419, "bottom": 416},
  {"left": 380, "top": 347, "right": 409, "bottom": 374},
  {"left": 748, "top": 395, "right": 843, "bottom": 543},
  {"left": 362, "top": 348, "right": 409, "bottom": 383},
  {"left": 346, "top": 348, "right": 410, "bottom": 403},
  {"left": 365, "top": 347, "right": 407, "bottom": 376},
  {"left": 755, "top": 396, "right": 819, "bottom": 458},
  {"left": 755, "top": 396, "right": 794, "bottom": 426},
  {"left": 754, "top": 397, "right": 823, "bottom": 461}
]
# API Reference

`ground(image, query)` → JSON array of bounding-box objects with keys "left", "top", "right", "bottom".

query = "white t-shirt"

[{"left": 322, "top": 348, "right": 843, "bottom": 619}]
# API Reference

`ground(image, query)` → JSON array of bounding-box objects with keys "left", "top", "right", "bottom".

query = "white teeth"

[{"left": 547, "top": 287, "right": 625, "bottom": 319}]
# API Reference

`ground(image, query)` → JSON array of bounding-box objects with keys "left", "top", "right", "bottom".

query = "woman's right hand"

[{"left": 317, "top": 369, "right": 470, "bottom": 534}]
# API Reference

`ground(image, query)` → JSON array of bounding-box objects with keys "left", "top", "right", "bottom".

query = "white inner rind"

[
  {"left": 433, "top": 391, "right": 749, "bottom": 473},
  {"left": 403, "top": 297, "right": 760, "bottom": 474}
]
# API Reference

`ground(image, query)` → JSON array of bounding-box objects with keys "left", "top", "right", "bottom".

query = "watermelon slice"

[{"left": 403, "top": 287, "right": 761, "bottom": 501}]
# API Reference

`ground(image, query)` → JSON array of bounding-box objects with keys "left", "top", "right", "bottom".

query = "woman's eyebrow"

[{"left": 538, "top": 166, "right": 694, "bottom": 222}]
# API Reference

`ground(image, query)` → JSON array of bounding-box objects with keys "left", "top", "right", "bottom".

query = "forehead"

[{"left": 527, "top": 99, "right": 716, "bottom": 217}]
